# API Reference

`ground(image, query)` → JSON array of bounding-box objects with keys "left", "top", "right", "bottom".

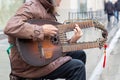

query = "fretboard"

[
  {"left": 62, "top": 41, "right": 100, "bottom": 52},
  {"left": 57, "top": 20, "right": 94, "bottom": 33}
]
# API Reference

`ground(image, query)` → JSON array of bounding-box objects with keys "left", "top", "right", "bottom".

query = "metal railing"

[{"left": 65, "top": 10, "right": 105, "bottom": 23}]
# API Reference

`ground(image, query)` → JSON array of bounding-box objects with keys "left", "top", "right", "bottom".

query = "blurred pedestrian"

[
  {"left": 104, "top": 1, "right": 115, "bottom": 22},
  {"left": 114, "top": 0, "right": 120, "bottom": 22}
]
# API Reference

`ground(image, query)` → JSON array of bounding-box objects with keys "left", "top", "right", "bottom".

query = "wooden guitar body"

[{"left": 17, "top": 19, "right": 62, "bottom": 66}]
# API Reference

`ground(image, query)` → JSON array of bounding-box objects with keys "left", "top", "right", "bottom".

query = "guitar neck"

[
  {"left": 62, "top": 41, "right": 100, "bottom": 53},
  {"left": 57, "top": 20, "right": 94, "bottom": 32}
]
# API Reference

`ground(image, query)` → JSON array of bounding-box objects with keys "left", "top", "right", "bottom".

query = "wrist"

[{"left": 68, "top": 38, "right": 77, "bottom": 43}]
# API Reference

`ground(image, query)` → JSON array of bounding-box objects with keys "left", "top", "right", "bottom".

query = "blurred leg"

[
  {"left": 33, "top": 50, "right": 86, "bottom": 80},
  {"left": 108, "top": 14, "right": 111, "bottom": 22},
  {"left": 66, "top": 50, "right": 86, "bottom": 64},
  {"left": 37, "top": 59, "right": 86, "bottom": 80}
]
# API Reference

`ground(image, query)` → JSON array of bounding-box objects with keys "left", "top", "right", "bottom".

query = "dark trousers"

[
  {"left": 34, "top": 50, "right": 86, "bottom": 80},
  {"left": 114, "top": 11, "right": 119, "bottom": 22},
  {"left": 107, "top": 14, "right": 113, "bottom": 22}
]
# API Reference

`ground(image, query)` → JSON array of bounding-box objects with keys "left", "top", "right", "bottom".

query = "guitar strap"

[{"left": 6, "top": 44, "right": 13, "bottom": 55}]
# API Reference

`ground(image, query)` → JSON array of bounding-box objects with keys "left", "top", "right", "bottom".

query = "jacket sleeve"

[{"left": 4, "top": 2, "right": 44, "bottom": 41}]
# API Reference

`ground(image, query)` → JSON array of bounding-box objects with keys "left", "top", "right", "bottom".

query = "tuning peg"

[{"left": 102, "top": 30, "right": 108, "bottom": 38}]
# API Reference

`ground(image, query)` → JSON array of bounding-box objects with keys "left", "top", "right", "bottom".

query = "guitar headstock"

[
  {"left": 93, "top": 20, "right": 108, "bottom": 39},
  {"left": 93, "top": 20, "right": 105, "bottom": 31}
]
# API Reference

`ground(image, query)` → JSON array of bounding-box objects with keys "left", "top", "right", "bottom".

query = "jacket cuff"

[{"left": 33, "top": 25, "right": 44, "bottom": 41}]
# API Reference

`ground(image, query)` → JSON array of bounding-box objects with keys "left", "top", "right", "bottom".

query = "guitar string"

[{"left": 57, "top": 20, "right": 107, "bottom": 49}]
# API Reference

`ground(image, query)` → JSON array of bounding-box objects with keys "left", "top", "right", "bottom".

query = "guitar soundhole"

[{"left": 50, "top": 35, "right": 59, "bottom": 45}]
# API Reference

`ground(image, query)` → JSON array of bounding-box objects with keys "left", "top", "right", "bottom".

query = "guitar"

[{"left": 16, "top": 19, "right": 107, "bottom": 66}]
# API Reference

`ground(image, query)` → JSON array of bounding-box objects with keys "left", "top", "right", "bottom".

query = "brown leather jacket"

[{"left": 4, "top": 0, "right": 71, "bottom": 78}]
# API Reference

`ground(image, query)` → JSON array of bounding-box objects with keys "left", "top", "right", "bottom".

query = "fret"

[
  {"left": 57, "top": 20, "right": 94, "bottom": 33},
  {"left": 62, "top": 42, "right": 99, "bottom": 52}
]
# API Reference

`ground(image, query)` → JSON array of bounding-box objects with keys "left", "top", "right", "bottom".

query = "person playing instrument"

[{"left": 4, "top": 0, "right": 86, "bottom": 80}]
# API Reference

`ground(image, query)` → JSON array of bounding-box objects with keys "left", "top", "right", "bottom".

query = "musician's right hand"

[
  {"left": 42, "top": 24, "right": 58, "bottom": 36},
  {"left": 69, "top": 24, "right": 83, "bottom": 43}
]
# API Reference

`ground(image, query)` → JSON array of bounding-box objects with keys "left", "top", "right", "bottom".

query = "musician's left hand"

[{"left": 69, "top": 24, "right": 83, "bottom": 43}]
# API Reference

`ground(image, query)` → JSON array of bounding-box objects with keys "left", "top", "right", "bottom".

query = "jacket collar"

[{"left": 37, "top": 0, "right": 54, "bottom": 10}]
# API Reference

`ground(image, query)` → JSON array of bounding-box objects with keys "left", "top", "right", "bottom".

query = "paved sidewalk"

[
  {"left": 102, "top": 41, "right": 120, "bottom": 80},
  {"left": 99, "top": 28, "right": 120, "bottom": 80},
  {"left": 0, "top": 39, "right": 10, "bottom": 80}
]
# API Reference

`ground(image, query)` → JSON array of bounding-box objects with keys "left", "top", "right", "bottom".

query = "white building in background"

[
  {"left": 87, "top": 0, "right": 104, "bottom": 11},
  {"left": 24, "top": 0, "right": 106, "bottom": 22},
  {"left": 57, "top": 0, "right": 105, "bottom": 22}
]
